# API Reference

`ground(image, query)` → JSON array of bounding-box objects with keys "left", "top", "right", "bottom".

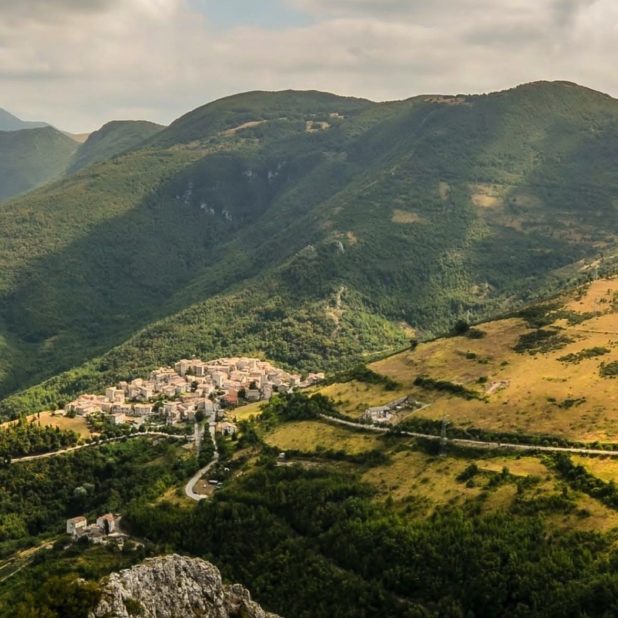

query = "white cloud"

[{"left": 0, "top": 0, "right": 617, "bottom": 131}]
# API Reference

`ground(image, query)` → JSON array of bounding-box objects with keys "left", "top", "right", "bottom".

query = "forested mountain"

[
  {"left": 0, "top": 107, "right": 48, "bottom": 131},
  {"left": 1, "top": 81, "right": 618, "bottom": 416},
  {"left": 67, "top": 120, "right": 164, "bottom": 173},
  {"left": 0, "top": 127, "right": 78, "bottom": 201},
  {"left": 0, "top": 119, "right": 164, "bottom": 202}
]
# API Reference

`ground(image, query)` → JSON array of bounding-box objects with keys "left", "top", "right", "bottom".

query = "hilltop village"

[{"left": 63, "top": 357, "right": 324, "bottom": 430}]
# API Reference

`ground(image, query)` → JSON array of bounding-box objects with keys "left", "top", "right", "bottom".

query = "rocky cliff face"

[{"left": 89, "top": 554, "right": 281, "bottom": 618}]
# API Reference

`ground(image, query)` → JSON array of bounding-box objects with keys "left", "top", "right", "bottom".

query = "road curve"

[
  {"left": 319, "top": 415, "right": 618, "bottom": 458},
  {"left": 185, "top": 422, "right": 219, "bottom": 501},
  {"left": 11, "top": 431, "right": 186, "bottom": 463}
]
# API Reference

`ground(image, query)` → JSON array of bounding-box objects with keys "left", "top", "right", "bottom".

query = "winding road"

[
  {"left": 184, "top": 419, "right": 219, "bottom": 501},
  {"left": 10, "top": 411, "right": 618, "bottom": 508},
  {"left": 9, "top": 421, "right": 219, "bottom": 502},
  {"left": 10, "top": 431, "right": 187, "bottom": 463},
  {"left": 320, "top": 415, "right": 618, "bottom": 458}
]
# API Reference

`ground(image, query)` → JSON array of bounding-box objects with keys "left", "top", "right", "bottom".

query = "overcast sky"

[{"left": 1, "top": 0, "right": 617, "bottom": 132}]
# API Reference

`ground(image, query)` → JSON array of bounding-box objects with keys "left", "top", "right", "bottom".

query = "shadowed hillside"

[{"left": 0, "top": 127, "right": 78, "bottom": 200}]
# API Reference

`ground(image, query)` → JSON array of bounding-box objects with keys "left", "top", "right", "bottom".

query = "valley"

[{"left": 0, "top": 82, "right": 618, "bottom": 617}]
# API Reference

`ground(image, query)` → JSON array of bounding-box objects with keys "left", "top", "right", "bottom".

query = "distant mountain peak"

[
  {"left": 68, "top": 119, "right": 165, "bottom": 173},
  {"left": 0, "top": 107, "right": 48, "bottom": 132},
  {"left": 493, "top": 79, "right": 616, "bottom": 102}
]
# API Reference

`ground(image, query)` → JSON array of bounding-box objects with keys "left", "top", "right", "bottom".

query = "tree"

[{"left": 452, "top": 319, "right": 470, "bottom": 336}]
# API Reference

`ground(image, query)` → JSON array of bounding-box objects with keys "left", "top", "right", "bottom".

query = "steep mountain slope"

[
  {"left": 68, "top": 120, "right": 164, "bottom": 173},
  {"left": 0, "top": 107, "right": 47, "bottom": 131},
  {"left": 1, "top": 82, "right": 618, "bottom": 415},
  {"left": 0, "top": 127, "right": 78, "bottom": 200}
]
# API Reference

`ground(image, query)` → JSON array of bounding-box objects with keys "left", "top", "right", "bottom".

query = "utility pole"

[
  {"left": 194, "top": 421, "right": 201, "bottom": 462},
  {"left": 440, "top": 417, "right": 449, "bottom": 457}
]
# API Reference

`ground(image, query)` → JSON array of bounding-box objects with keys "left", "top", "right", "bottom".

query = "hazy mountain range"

[{"left": 0, "top": 107, "right": 48, "bottom": 132}]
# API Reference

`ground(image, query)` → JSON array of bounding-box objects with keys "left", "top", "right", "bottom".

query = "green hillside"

[
  {"left": 0, "top": 127, "right": 78, "bottom": 201},
  {"left": 1, "top": 81, "right": 618, "bottom": 416},
  {"left": 68, "top": 120, "right": 164, "bottom": 173}
]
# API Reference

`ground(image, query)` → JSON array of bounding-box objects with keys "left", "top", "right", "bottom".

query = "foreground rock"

[{"left": 90, "top": 554, "right": 281, "bottom": 618}]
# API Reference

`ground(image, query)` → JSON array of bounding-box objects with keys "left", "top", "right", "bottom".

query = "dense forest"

[
  {"left": 125, "top": 462, "right": 618, "bottom": 618},
  {"left": 0, "top": 437, "right": 193, "bottom": 595},
  {"left": 0, "top": 418, "right": 78, "bottom": 459}
]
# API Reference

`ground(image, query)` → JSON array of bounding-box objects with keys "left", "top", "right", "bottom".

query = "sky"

[{"left": 1, "top": 0, "right": 617, "bottom": 132}]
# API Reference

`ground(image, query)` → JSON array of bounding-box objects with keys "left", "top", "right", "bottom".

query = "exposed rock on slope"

[{"left": 90, "top": 554, "right": 280, "bottom": 618}]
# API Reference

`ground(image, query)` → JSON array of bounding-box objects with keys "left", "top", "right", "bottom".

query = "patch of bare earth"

[
  {"left": 438, "top": 181, "right": 450, "bottom": 201},
  {"left": 222, "top": 120, "right": 266, "bottom": 136},
  {"left": 392, "top": 209, "right": 422, "bottom": 224}
]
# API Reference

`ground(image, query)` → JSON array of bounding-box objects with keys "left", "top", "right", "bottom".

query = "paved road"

[
  {"left": 185, "top": 420, "right": 219, "bottom": 501},
  {"left": 11, "top": 431, "right": 186, "bottom": 463},
  {"left": 320, "top": 415, "right": 618, "bottom": 458}
]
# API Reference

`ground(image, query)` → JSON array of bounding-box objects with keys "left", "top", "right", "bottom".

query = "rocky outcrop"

[{"left": 90, "top": 554, "right": 281, "bottom": 618}]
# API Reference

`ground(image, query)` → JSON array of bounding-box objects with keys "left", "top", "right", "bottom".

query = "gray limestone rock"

[{"left": 90, "top": 554, "right": 281, "bottom": 618}]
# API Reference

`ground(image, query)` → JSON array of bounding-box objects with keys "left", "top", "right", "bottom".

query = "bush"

[
  {"left": 414, "top": 375, "right": 480, "bottom": 400},
  {"left": 452, "top": 319, "right": 470, "bottom": 336},
  {"left": 261, "top": 392, "right": 338, "bottom": 422},
  {"left": 600, "top": 361, "right": 618, "bottom": 378}
]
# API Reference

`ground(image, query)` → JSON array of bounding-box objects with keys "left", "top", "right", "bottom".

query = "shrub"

[{"left": 600, "top": 361, "right": 618, "bottom": 378}]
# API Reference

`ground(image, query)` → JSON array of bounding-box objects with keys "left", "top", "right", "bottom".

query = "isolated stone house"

[{"left": 66, "top": 516, "right": 87, "bottom": 537}]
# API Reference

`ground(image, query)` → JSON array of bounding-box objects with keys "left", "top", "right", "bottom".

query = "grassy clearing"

[
  {"left": 571, "top": 455, "right": 618, "bottom": 483},
  {"left": 391, "top": 209, "right": 422, "bottom": 224},
  {"left": 231, "top": 401, "right": 266, "bottom": 421},
  {"left": 565, "top": 278, "right": 618, "bottom": 313},
  {"left": 365, "top": 278, "right": 618, "bottom": 441},
  {"left": 0, "top": 410, "right": 91, "bottom": 438},
  {"left": 477, "top": 456, "right": 548, "bottom": 477},
  {"left": 32, "top": 411, "right": 92, "bottom": 438},
  {"left": 318, "top": 380, "right": 409, "bottom": 419},
  {"left": 362, "top": 450, "right": 482, "bottom": 509},
  {"left": 363, "top": 452, "right": 548, "bottom": 510},
  {"left": 363, "top": 448, "right": 618, "bottom": 531},
  {"left": 155, "top": 485, "right": 195, "bottom": 508},
  {"left": 264, "top": 420, "right": 380, "bottom": 454}
]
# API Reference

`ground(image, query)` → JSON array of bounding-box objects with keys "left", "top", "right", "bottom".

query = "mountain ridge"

[
  {"left": 68, "top": 119, "right": 165, "bottom": 173},
  {"left": 0, "top": 107, "right": 48, "bottom": 131},
  {"left": 0, "top": 80, "right": 617, "bottom": 416}
]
